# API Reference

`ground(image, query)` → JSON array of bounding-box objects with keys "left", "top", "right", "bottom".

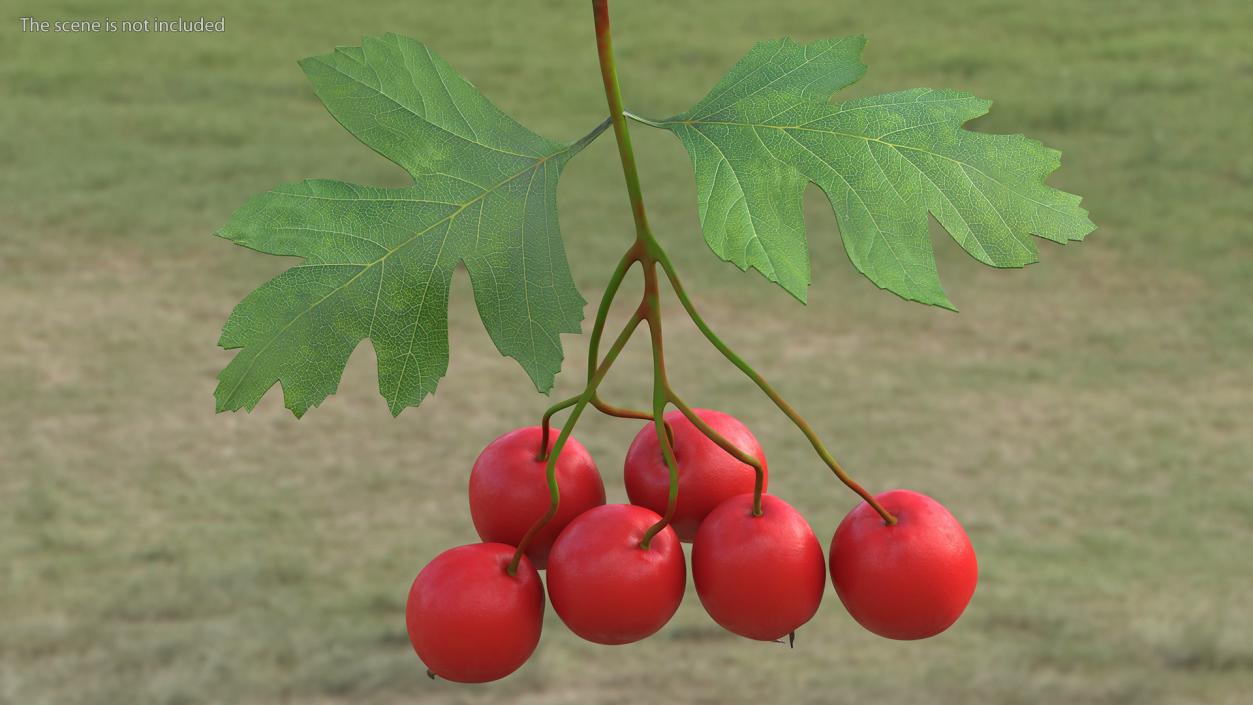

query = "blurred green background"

[{"left": 2, "top": 0, "right": 1251, "bottom": 703}]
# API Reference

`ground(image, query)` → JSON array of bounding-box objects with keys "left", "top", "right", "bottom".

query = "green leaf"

[
  {"left": 649, "top": 37, "right": 1095, "bottom": 308},
  {"left": 215, "top": 34, "right": 604, "bottom": 417}
]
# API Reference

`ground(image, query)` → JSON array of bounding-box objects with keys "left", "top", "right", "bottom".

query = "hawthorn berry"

[
  {"left": 545, "top": 504, "right": 686, "bottom": 644},
  {"left": 624, "top": 408, "right": 767, "bottom": 541},
  {"left": 405, "top": 543, "right": 544, "bottom": 683},
  {"left": 692, "top": 493, "right": 825, "bottom": 641},
  {"left": 829, "top": 489, "right": 978, "bottom": 640},
  {"left": 469, "top": 426, "right": 605, "bottom": 569}
]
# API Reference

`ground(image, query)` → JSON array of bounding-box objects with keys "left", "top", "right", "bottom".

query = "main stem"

[
  {"left": 508, "top": 1, "right": 682, "bottom": 572},
  {"left": 594, "top": 0, "right": 651, "bottom": 243},
  {"left": 593, "top": 0, "right": 686, "bottom": 545}
]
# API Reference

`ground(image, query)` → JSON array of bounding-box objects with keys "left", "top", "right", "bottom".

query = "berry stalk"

[
  {"left": 576, "top": 245, "right": 674, "bottom": 447},
  {"left": 654, "top": 250, "right": 897, "bottom": 525},
  {"left": 508, "top": 308, "right": 644, "bottom": 575},
  {"left": 664, "top": 387, "right": 765, "bottom": 516},
  {"left": 638, "top": 258, "right": 682, "bottom": 547}
]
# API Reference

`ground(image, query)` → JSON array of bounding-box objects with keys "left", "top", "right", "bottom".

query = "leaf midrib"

[{"left": 665, "top": 117, "right": 1084, "bottom": 222}]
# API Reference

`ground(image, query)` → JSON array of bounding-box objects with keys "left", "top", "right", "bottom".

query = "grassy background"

[{"left": 2, "top": 0, "right": 1251, "bottom": 703}]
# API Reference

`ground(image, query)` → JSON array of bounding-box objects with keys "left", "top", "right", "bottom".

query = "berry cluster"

[{"left": 405, "top": 410, "right": 978, "bottom": 683}]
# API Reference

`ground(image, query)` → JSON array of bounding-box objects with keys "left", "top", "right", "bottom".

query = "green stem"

[
  {"left": 509, "top": 310, "right": 646, "bottom": 575},
  {"left": 591, "top": 396, "right": 675, "bottom": 447},
  {"left": 664, "top": 387, "right": 764, "bottom": 516},
  {"left": 537, "top": 395, "right": 579, "bottom": 461},
  {"left": 585, "top": 249, "right": 640, "bottom": 382},
  {"left": 639, "top": 260, "right": 681, "bottom": 548},
  {"left": 544, "top": 393, "right": 672, "bottom": 434},
  {"left": 540, "top": 393, "right": 674, "bottom": 459},
  {"left": 593, "top": 0, "right": 682, "bottom": 544},
  {"left": 655, "top": 249, "right": 898, "bottom": 526},
  {"left": 538, "top": 248, "right": 640, "bottom": 460},
  {"left": 593, "top": 0, "right": 655, "bottom": 247}
]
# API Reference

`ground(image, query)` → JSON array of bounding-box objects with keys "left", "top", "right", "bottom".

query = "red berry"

[
  {"left": 829, "top": 489, "right": 978, "bottom": 640},
  {"left": 469, "top": 426, "right": 605, "bottom": 569},
  {"left": 405, "top": 543, "right": 544, "bottom": 683},
  {"left": 545, "top": 504, "right": 686, "bottom": 644},
  {"left": 692, "top": 493, "right": 825, "bottom": 640},
  {"left": 624, "top": 408, "right": 767, "bottom": 542}
]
